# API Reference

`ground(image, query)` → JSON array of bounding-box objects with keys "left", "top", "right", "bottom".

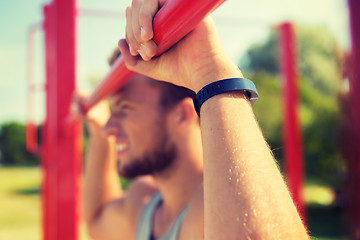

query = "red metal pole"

[
  {"left": 82, "top": 0, "right": 225, "bottom": 111},
  {"left": 278, "top": 22, "right": 305, "bottom": 219},
  {"left": 42, "top": 0, "right": 82, "bottom": 239},
  {"left": 346, "top": 0, "right": 360, "bottom": 237},
  {"left": 26, "top": 24, "right": 40, "bottom": 154},
  {"left": 25, "top": 123, "right": 37, "bottom": 154}
]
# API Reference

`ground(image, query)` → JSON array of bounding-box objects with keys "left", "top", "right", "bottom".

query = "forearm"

[
  {"left": 118, "top": 4, "right": 308, "bottom": 236},
  {"left": 83, "top": 122, "right": 122, "bottom": 224},
  {"left": 200, "top": 80, "right": 308, "bottom": 239}
]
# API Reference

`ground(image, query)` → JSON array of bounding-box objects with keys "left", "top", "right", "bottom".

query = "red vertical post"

[
  {"left": 25, "top": 123, "right": 38, "bottom": 154},
  {"left": 346, "top": 0, "right": 360, "bottom": 237},
  {"left": 278, "top": 22, "right": 305, "bottom": 218},
  {"left": 42, "top": 1, "right": 82, "bottom": 240},
  {"left": 26, "top": 24, "right": 41, "bottom": 154}
]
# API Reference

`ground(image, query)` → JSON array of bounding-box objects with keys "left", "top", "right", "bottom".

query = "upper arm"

[
  {"left": 87, "top": 176, "right": 158, "bottom": 240},
  {"left": 87, "top": 198, "right": 132, "bottom": 240}
]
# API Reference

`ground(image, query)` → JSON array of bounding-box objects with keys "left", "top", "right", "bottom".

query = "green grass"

[
  {"left": 0, "top": 167, "right": 352, "bottom": 240},
  {"left": 0, "top": 167, "right": 92, "bottom": 240},
  {"left": 0, "top": 167, "right": 41, "bottom": 240}
]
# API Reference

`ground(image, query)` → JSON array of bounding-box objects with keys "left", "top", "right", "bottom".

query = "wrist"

[
  {"left": 86, "top": 120, "right": 106, "bottom": 137},
  {"left": 191, "top": 56, "right": 243, "bottom": 92}
]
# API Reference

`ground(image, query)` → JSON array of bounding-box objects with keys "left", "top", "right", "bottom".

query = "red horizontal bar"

[{"left": 82, "top": 0, "right": 225, "bottom": 112}]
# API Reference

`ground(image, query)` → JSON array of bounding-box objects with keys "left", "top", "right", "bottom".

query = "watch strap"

[{"left": 193, "top": 78, "right": 259, "bottom": 116}]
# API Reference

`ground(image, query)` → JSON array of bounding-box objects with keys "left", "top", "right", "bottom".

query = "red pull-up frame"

[
  {"left": 278, "top": 22, "right": 304, "bottom": 219},
  {"left": 43, "top": 1, "right": 82, "bottom": 240},
  {"left": 82, "top": 0, "right": 225, "bottom": 112},
  {"left": 346, "top": 0, "right": 360, "bottom": 237},
  {"left": 42, "top": 0, "right": 225, "bottom": 239},
  {"left": 26, "top": 23, "right": 41, "bottom": 155}
]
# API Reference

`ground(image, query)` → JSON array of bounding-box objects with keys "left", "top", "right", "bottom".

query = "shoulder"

[
  {"left": 178, "top": 184, "right": 204, "bottom": 240},
  {"left": 124, "top": 175, "right": 159, "bottom": 215},
  {"left": 106, "top": 175, "right": 158, "bottom": 215},
  {"left": 89, "top": 175, "right": 159, "bottom": 240}
]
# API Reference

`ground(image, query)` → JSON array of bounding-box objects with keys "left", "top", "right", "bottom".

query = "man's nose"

[{"left": 102, "top": 115, "right": 123, "bottom": 136}]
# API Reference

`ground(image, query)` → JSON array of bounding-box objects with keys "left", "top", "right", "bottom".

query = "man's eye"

[
  {"left": 113, "top": 102, "right": 134, "bottom": 117},
  {"left": 118, "top": 104, "right": 133, "bottom": 116},
  {"left": 120, "top": 104, "right": 130, "bottom": 111}
]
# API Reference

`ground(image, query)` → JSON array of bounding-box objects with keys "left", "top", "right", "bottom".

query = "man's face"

[{"left": 104, "top": 75, "right": 177, "bottom": 179}]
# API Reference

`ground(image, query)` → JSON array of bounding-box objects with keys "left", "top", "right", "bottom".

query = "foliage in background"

[
  {"left": 240, "top": 24, "right": 345, "bottom": 188},
  {"left": 0, "top": 122, "right": 39, "bottom": 166}
]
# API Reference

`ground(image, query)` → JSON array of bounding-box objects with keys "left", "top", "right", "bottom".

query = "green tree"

[
  {"left": 241, "top": 25, "right": 345, "bottom": 187},
  {"left": 242, "top": 25, "right": 342, "bottom": 96},
  {"left": 0, "top": 122, "right": 39, "bottom": 166}
]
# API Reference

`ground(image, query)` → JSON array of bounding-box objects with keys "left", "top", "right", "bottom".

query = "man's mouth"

[
  {"left": 116, "top": 141, "right": 129, "bottom": 157},
  {"left": 117, "top": 143, "right": 128, "bottom": 152}
]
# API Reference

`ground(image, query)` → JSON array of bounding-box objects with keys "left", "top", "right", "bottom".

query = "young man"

[
  {"left": 80, "top": 0, "right": 309, "bottom": 239},
  {"left": 82, "top": 72, "right": 204, "bottom": 240}
]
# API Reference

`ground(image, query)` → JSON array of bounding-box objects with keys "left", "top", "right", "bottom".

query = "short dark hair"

[
  {"left": 156, "top": 82, "right": 195, "bottom": 112},
  {"left": 108, "top": 48, "right": 196, "bottom": 112},
  {"left": 108, "top": 48, "right": 122, "bottom": 66}
]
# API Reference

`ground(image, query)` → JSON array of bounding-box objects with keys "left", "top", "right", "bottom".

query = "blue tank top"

[{"left": 135, "top": 192, "right": 188, "bottom": 240}]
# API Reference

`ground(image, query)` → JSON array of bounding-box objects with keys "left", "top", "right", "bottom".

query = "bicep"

[{"left": 87, "top": 198, "right": 135, "bottom": 240}]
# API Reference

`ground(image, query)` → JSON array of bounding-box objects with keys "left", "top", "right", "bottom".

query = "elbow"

[
  {"left": 83, "top": 209, "right": 104, "bottom": 240},
  {"left": 86, "top": 219, "right": 106, "bottom": 240},
  {"left": 85, "top": 218, "right": 99, "bottom": 239}
]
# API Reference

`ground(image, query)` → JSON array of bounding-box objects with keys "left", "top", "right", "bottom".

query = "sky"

[{"left": 0, "top": 0, "right": 350, "bottom": 125}]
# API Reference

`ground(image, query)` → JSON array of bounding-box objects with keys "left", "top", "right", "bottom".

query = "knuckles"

[
  {"left": 125, "top": 6, "right": 132, "bottom": 19},
  {"left": 131, "top": 0, "right": 141, "bottom": 9}
]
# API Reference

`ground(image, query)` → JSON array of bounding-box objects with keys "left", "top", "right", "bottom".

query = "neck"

[
  {"left": 151, "top": 122, "right": 203, "bottom": 222},
  {"left": 153, "top": 139, "right": 203, "bottom": 219}
]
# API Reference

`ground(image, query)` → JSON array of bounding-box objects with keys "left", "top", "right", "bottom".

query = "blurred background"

[{"left": 0, "top": 0, "right": 353, "bottom": 239}]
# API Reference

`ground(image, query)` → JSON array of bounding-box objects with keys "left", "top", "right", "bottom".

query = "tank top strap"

[
  {"left": 135, "top": 191, "right": 189, "bottom": 240},
  {"left": 158, "top": 205, "right": 188, "bottom": 240},
  {"left": 135, "top": 192, "right": 162, "bottom": 240}
]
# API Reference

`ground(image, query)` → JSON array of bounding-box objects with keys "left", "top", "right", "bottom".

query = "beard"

[{"left": 117, "top": 128, "right": 177, "bottom": 179}]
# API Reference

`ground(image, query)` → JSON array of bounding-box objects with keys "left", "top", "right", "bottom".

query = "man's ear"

[{"left": 168, "top": 97, "right": 198, "bottom": 126}]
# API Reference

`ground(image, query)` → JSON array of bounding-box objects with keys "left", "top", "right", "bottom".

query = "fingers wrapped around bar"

[{"left": 125, "top": 0, "right": 159, "bottom": 61}]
